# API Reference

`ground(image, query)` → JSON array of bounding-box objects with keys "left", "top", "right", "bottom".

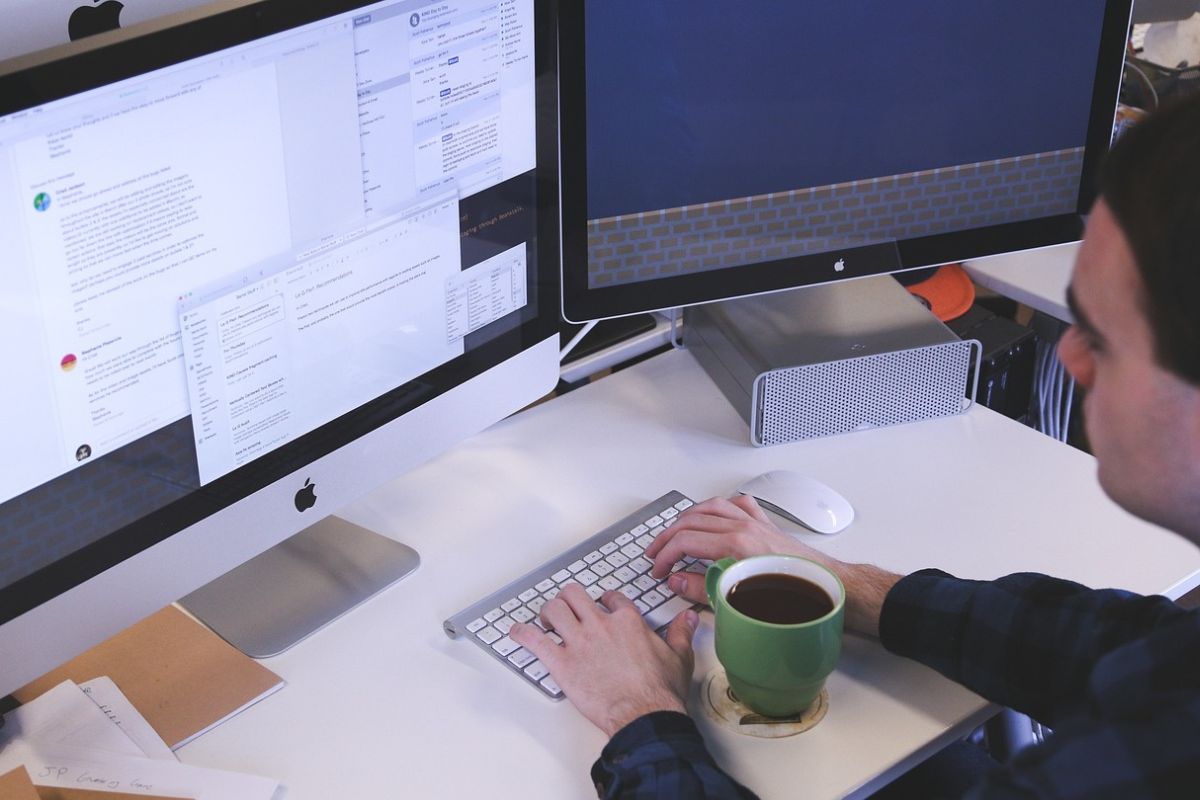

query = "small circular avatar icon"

[
  {"left": 409, "top": 12, "right": 420, "bottom": 27},
  {"left": 34, "top": 192, "right": 51, "bottom": 212},
  {"left": 60, "top": 353, "right": 78, "bottom": 372},
  {"left": 75, "top": 444, "right": 92, "bottom": 462}
]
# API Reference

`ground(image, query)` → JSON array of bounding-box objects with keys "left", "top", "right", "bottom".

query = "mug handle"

[{"left": 705, "top": 557, "right": 737, "bottom": 606}]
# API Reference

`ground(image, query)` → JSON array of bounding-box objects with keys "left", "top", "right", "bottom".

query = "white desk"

[
  {"left": 964, "top": 243, "right": 1077, "bottom": 323},
  {"left": 180, "top": 348, "right": 1200, "bottom": 799}
]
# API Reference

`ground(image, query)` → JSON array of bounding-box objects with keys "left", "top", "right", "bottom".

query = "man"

[{"left": 511, "top": 92, "right": 1200, "bottom": 798}]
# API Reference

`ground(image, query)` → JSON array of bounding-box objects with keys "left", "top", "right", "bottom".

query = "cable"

[{"left": 559, "top": 319, "right": 597, "bottom": 362}]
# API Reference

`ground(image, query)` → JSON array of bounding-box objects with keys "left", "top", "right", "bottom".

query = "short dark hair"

[{"left": 1098, "top": 93, "right": 1200, "bottom": 385}]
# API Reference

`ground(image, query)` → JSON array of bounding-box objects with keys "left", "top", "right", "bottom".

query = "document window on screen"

[{"left": 0, "top": 0, "right": 538, "bottom": 585}]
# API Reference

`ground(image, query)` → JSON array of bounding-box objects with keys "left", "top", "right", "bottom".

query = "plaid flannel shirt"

[{"left": 591, "top": 569, "right": 1200, "bottom": 799}]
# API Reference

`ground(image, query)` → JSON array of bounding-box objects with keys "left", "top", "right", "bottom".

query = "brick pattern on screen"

[{"left": 587, "top": 148, "right": 1084, "bottom": 287}]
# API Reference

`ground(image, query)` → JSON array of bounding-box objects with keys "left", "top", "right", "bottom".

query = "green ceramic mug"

[{"left": 705, "top": 554, "right": 845, "bottom": 717}]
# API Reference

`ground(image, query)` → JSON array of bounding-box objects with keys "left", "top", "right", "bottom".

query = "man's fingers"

[
  {"left": 650, "top": 530, "right": 736, "bottom": 578},
  {"left": 510, "top": 622, "right": 561, "bottom": 669},
  {"left": 558, "top": 582, "right": 603, "bottom": 620},
  {"left": 664, "top": 608, "right": 700, "bottom": 660},
  {"left": 598, "top": 589, "right": 639, "bottom": 616},
  {"left": 666, "top": 570, "right": 712, "bottom": 605},
  {"left": 540, "top": 595, "right": 582, "bottom": 636},
  {"left": 728, "top": 493, "right": 771, "bottom": 523}
]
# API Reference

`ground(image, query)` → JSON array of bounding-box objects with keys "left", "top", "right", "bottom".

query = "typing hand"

[
  {"left": 646, "top": 494, "right": 834, "bottom": 605},
  {"left": 510, "top": 583, "right": 699, "bottom": 737}
]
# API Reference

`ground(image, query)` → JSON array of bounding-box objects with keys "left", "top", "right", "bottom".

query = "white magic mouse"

[{"left": 737, "top": 470, "right": 855, "bottom": 534}]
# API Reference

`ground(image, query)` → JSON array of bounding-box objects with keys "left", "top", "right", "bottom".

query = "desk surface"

[
  {"left": 180, "top": 348, "right": 1200, "bottom": 799},
  {"left": 964, "top": 243, "right": 1077, "bottom": 323}
]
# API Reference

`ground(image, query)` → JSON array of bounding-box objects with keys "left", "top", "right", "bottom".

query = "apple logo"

[
  {"left": 294, "top": 478, "right": 317, "bottom": 512},
  {"left": 69, "top": 0, "right": 124, "bottom": 41},
  {"left": 833, "top": 258, "right": 846, "bottom": 273}
]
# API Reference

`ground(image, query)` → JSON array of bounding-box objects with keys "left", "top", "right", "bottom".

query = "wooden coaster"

[{"left": 700, "top": 668, "right": 828, "bottom": 738}]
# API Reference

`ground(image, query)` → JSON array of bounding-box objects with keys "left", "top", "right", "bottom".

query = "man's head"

[{"left": 1057, "top": 95, "right": 1200, "bottom": 541}]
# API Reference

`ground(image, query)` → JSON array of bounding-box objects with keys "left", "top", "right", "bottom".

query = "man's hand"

[
  {"left": 510, "top": 583, "right": 699, "bottom": 737},
  {"left": 647, "top": 494, "right": 899, "bottom": 637},
  {"left": 646, "top": 495, "right": 836, "bottom": 600}
]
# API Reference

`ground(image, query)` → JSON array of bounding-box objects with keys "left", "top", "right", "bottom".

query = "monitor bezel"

[
  {"left": 0, "top": 0, "right": 561, "bottom": 626},
  {"left": 558, "top": 0, "right": 1133, "bottom": 322}
]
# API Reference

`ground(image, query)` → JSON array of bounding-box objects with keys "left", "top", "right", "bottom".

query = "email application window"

[{"left": 0, "top": 0, "right": 535, "bottom": 505}]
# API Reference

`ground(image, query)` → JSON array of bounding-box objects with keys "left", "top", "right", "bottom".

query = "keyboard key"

[
  {"left": 664, "top": 517, "right": 678, "bottom": 527},
  {"left": 508, "top": 648, "right": 536, "bottom": 668},
  {"left": 567, "top": 560, "right": 587, "bottom": 574},
  {"left": 535, "top": 578, "right": 556, "bottom": 593},
  {"left": 613, "top": 566, "right": 637, "bottom": 583},
  {"left": 518, "top": 588, "right": 539, "bottom": 603},
  {"left": 642, "top": 589, "right": 666, "bottom": 607},
  {"left": 630, "top": 557, "right": 653, "bottom": 574},
  {"left": 600, "top": 542, "right": 619, "bottom": 555},
  {"left": 492, "top": 636, "right": 520, "bottom": 656},
  {"left": 502, "top": 597, "right": 521, "bottom": 612},
  {"left": 659, "top": 580, "right": 675, "bottom": 597},
  {"left": 592, "top": 561, "right": 614, "bottom": 577},
  {"left": 477, "top": 626, "right": 501, "bottom": 644},
  {"left": 644, "top": 596, "right": 694, "bottom": 630},
  {"left": 511, "top": 607, "right": 535, "bottom": 624},
  {"left": 674, "top": 499, "right": 693, "bottom": 511},
  {"left": 484, "top": 608, "right": 504, "bottom": 623},
  {"left": 634, "top": 574, "right": 658, "bottom": 592},
  {"left": 620, "top": 543, "right": 643, "bottom": 559},
  {"left": 534, "top": 617, "right": 549, "bottom": 631},
  {"left": 619, "top": 585, "right": 642, "bottom": 601},
  {"left": 635, "top": 600, "right": 650, "bottom": 614},
  {"left": 548, "top": 631, "right": 564, "bottom": 645},
  {"left": 586, "top": 585, "right": 604, "bottom": 600},
  {"left": 541, "top": 676, "right": 563, "bottom": 697},
  {"left": 685, "top": 562, "right": 707, "bottom": 575},
  {"left": 543, "top": 586, "right": 560, "bottom": 600},
  {"left": 661, "top": 507, "right": 678, "bottom": 519},
  {"left": 467, "top": 618, "right": 487, "bottom": 633},
  {"left": 552, "top": 569, "right": 571, "bottom": 583},
  {"left": 647, "top": 525, "right": 665, "bottom": 538},
  {"left": 524, "top": 660, "right": 549, "bottom": 681},
  {"left": 615, "top": 532, "right": 634, "bottom": 546},
  {"left": 605, "top": 552, "right": 629, "bottom": 568},
  {"left": 635, "top": 534, "right": 655, "bottom": 549},
  {"left": 644, "top": 515, "right": 663, "bottom": 528},
  {"left": 528, "top": 597, "right": 546, "bottom": 614},
  {"left": 584, "top": 551, "right": 603, "bottom": 564},
  {"left": 599, "top": 575, "right": 622, "bottom": 591},
  {"left": 495, "top": 617, "right": 516, "bottom": 634},
  {"left": 577, "top": 569, "right": 599, "bottom": 586},
  {"left": 631, "top": 524, "right": 650, "bottom": 536},
  {"left": 671, "top": 561, "right": 686, "bottom": 573}
]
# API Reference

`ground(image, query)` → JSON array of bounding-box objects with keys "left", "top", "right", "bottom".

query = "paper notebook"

[{"left": 15, "top": 607, "right": 283, "bottom": 750}]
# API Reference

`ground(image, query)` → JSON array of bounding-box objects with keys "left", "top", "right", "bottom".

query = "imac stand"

[{"left": 180, "top": 517, "right": 419, "bottom": 658}]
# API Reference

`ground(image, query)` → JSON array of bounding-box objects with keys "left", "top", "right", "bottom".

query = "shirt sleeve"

[
  {"left": 878, "top": 569, "right": 1190, "bottom": 726},
  {"left": 590, "top": 711, "right": 760, "bottom": 800}
]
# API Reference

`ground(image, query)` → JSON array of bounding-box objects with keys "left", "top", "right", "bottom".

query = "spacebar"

[{"left": 643, "top": 596, "right": 695, "bottom": 631}]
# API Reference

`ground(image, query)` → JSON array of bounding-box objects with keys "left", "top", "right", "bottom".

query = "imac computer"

[
  {"left": 0, "top": 0, "right": 560, "bottom": 697},
  {"left": 559, "top": 0, "right": 1133, "bottom": 322}
]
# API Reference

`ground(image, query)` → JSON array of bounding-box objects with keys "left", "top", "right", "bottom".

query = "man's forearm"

[{"left": 801, "top": 555, "right": 899, "bottom": 638}]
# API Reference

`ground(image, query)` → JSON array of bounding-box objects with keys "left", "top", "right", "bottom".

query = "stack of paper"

[{"left": 0, "top": 681, "right": 280, "bottom": 800}]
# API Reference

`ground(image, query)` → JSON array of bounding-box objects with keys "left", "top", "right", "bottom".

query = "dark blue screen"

[{"left": 586, "top": 1, "right": 1108, "bottom": 218}]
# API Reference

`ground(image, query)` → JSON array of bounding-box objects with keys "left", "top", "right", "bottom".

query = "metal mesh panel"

[{"left": 755, "top": 341, "right": 976, "bottom": 445}]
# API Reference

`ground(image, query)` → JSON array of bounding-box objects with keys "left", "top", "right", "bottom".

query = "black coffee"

[{"left": 726, "top": 573, "right": 834, "bottom": 624}]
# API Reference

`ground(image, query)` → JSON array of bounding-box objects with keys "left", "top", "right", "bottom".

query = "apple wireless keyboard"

[{"left": 444, "top": 491, "right": 707, "bottom": 699}]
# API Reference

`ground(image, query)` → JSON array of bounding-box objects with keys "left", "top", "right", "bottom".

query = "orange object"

[{"left": 904, "top": 263, "right": 975, "bottom": 321}]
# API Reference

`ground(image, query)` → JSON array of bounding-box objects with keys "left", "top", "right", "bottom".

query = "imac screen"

[
  {"left": 560, "top": 0, "right": 1131, "bottom": 320},
  {"left": 0, "top": 0, "right": 557, "bottom": 626}
]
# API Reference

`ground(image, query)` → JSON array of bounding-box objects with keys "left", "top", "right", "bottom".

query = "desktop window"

[{"left": 0, "top": 0, "right": 542, "bottom": 601}]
